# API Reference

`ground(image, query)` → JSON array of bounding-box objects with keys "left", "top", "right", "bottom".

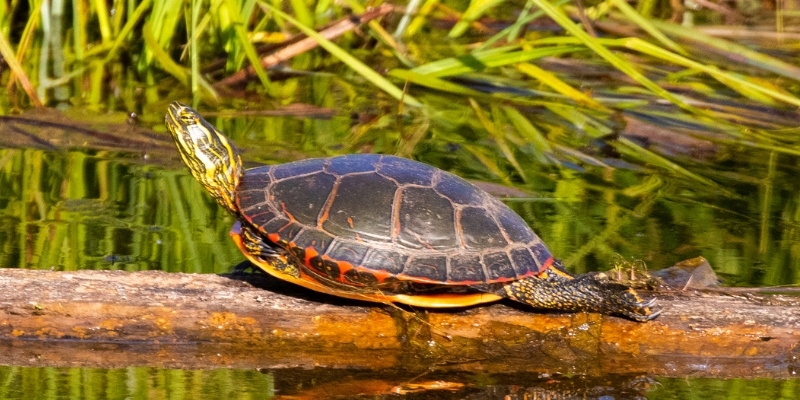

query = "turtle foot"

[
  {"left": 503, "top": 272, "right": 662, "bottom": 322},
  {"left": 618, "top": 298, "right": 662, "bottom": 322}
]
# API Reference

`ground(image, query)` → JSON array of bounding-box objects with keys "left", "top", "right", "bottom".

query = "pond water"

[
  {"left": 0, "top": 366, "right": 798, "bottom": 399},
  {"left": 2, "top": 108, "right": 798, "bottom": 284},
  {"left": 1, "top": 101, "right": 799, "bottom": 398}
]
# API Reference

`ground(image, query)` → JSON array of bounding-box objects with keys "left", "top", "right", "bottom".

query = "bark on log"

[{"left": 0, "top": 269, "right": 797, "bottom": 378}]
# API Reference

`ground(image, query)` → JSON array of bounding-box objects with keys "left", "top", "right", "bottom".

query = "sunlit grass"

[{"left": 1, "top": 1, "right": 797, "bottom": 173}]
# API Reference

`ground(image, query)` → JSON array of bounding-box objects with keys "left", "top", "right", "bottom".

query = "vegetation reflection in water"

[
  {"left": 1, "top": 366, "right": 798, "bottom": 399},
  {"left": 0, "top": 366, "right": 274, "bottom": 399},
  {"left": 0, "top": 147, "right": 240, "bottom": 273},
  {"left": 1, "top": 113, "right": 799, "bottom": 286},
  {"left": 650, "top": 378, "right": 799, "bottom": 400}
]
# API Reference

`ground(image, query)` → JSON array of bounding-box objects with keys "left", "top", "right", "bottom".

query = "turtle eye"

[{"left": 180, "top": 113, "right": 195, "bottom": 125}]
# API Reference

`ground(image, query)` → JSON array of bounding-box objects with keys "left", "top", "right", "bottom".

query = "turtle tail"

[{"left": 501, "top": 270, "right": 661, "bottom": 322}]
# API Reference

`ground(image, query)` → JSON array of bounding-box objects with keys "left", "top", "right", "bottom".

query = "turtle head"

[{"left": 165, "top": 102, "right": 242, "bottom": 214}]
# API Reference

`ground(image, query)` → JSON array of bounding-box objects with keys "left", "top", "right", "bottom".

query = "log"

[{"left": 0, "top": 268, "right": 797, "bottom": 378}]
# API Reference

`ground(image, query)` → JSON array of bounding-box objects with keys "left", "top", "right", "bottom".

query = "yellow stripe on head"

[{"left": 165, "top": 102, "right": 243, "bottom": 214}]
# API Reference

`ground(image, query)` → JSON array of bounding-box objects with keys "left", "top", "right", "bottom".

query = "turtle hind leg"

[{"left": 501, "top": 271, "right": 660, "bottom": 322}]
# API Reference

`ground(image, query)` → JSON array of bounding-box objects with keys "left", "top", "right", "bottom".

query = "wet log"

[{"left": 0, "top": 268, "right": 797, "bottom": 378}]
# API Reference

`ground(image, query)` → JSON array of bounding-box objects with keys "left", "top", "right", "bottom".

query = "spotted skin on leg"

[{"left": 501, "top": 270, "right": 660, "bottom": 322}]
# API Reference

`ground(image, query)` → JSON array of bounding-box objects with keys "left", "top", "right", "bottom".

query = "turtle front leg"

[
  {"left": 238, "top": 223, "right": 301, "bottom": 278},
  {"left": 501, "top": 271, "right": 661, "bottom": 322}
]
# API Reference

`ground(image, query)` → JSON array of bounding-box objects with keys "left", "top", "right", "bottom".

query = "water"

[
  {"left": 1, "top": 107, "right": 798, "bottom": 398},
  {"left": 1, "top": 128, "right": 797, "bottom": 285},
  {"left": 0, "top": 366, "right": 797, "bottom": 399}
]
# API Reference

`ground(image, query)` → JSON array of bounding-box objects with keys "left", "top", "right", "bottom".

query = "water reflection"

[
  {"left": 0, "top": 148, "right": 240, "bottom": 272},
  {"left": 1, "top": 106, "right": 800, "bottom": 400},
  {"left": 0, "top": 366, "right": 275, "bottom": 399},
  {"left": 1, "top": 112, "right": 800, "bottom": 287},
  {"left": 0, "top": 366, "right": 797, "bottom": 399}
]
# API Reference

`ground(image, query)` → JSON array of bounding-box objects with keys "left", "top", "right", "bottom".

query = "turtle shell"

[{"left": 234, "top": 154, "right": 553, "bottom": 288}]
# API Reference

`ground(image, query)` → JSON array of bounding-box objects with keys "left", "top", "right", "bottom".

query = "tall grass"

[{"left": 1, "top": 1, "right": 797, "bottom": 160}]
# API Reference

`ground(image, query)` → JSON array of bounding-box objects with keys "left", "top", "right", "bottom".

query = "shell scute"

[
  {"left": 292, "top": 229, "right": 335, "bottom": 255},
  {"left": 403, "top": 255, "right": 448, "bottom": 282},
  {"left": 397, "top": 186, "right": 458, "bottom": 250},
  {"left": 449, "top": 253, "right": 485, "bottom": 283},
  {"left": 258, "top": 215, "right": 291, "bottom": 236},
  {"left": 376, "top": 156, "right": 434, "bottom": 186},
  {"left": 325, "top": 239, "right": 370, "bottom": 268},
  {"left": 325, "top": 154, "right": 382, "bottom": 175},
  {"left": 458, "top": 206, "right": 509, "bottom": 249},
  {"left": 361, "top": 248, "right": 408, "bottom": 275},
  {"left": 239, "top": 166, "right": 273, "bottom": 186},
  {"left": 272, "top": 172, "right": 335, "bottom": 226},
  {"left": 435, "top": 173, "right": 485, "bottom": 206},
  {"left": 245, "top": 209, "right": 278, "bottom": 230},
  {"left": 272, "top": 158, "right": 325, "bottom": 179},
  {"left": 497, "top": 210, "right": 538, "bottom": 243},
  {"left": 529, "top": 242, "right": 552, "bottom": 271},
  {"left": 509, "top": 247, "right": 541, "bottom": 276},
  {"left": 321, "top": 172, "right": 395, "bottom": 244},
  {"left": 483, "top": 251, "right": 517, "bottom": 281},
  {"left": 277, "top": 222, "right": 304, "bottom": 242}
]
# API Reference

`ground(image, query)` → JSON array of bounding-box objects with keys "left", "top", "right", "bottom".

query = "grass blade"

[
  {"left": 516, "top": 62, "right": 608, "bottom": 111},
  {"left": 104, "top": 0, "right": 152, "bottom": 62},
  {"left": 142, "top": 21, "right": 219, "bottom": 103},
  {"left": 619, "top": 37, "right": 800, "bottom": 107},
  {"left": 449, "top": 0, "right": 505, "bottom": 38},
  {"left": 469, "top": 98, "right": 528, "bottom": 181},
  {"left": 92, "top": 0, "right": 112, "bottom": 43},
  {"left": 616, "top": 137, "right": 724, "bottom": 191},
  {"left": 651, "top": 19, "right": 800, "bottom": 81},
  {"left": 223, "top": 0, "right": 273, "bottom": 95},
  {"left": 0, "top": 31, "right": 42, "bottom": 106},
  {"left": 608, "top": 0, "right": 688, "bottom": 56},
  {"left": 388, "top": 69, "right": 485, "bottom": 96},
  {"left": 412, "top": 46, "right": 582, "bottom": 78}
]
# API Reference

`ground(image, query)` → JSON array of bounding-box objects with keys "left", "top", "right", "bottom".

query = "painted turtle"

[{"left": 165, "top": 102, "right": 659, "bottom": 321}]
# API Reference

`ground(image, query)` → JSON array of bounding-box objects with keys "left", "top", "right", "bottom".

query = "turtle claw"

[
  {"left": 625, "top": 297, "right": 661, "bottom": 322},
  {"left": 629, "top": 305, "right": 662, "bottom": 322},
  {"left": 636, "top": 297, "right": 658, "bottom": 309},
  {"left": 645, "top": 307, "right": 663, "bottom": 320}
]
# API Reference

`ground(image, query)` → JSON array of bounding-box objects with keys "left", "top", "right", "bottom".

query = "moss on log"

[{"left": 0, "top": 269, "right": 797, "bottom": 377}]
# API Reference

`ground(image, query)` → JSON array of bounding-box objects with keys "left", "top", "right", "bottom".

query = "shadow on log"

[{"left": 0, "top": 269, "right": 797, "bottom": 378}]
